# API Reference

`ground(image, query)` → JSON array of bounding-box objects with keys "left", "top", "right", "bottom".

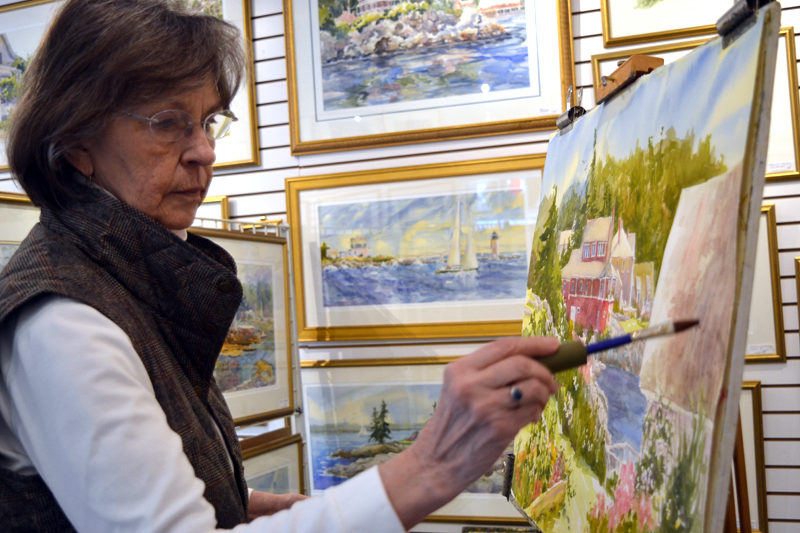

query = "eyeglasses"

[{"left": 122, "top": 109, "right": 237, "bottom": 143}]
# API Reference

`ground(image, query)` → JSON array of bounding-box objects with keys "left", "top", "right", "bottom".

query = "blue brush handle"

[{"left": 585, "top": 334, "right": 633, "bottom": 354}]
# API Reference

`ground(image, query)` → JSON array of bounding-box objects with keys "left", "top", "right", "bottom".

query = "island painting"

[
  {"left": 304, "top": 380, "right": 441, "bottom": 491},
  {"left": 314, "top": 0, "right": 539, "bottom": 117},
  {"left": 512, "top": 5, "right": 776, "bottom": 532}
]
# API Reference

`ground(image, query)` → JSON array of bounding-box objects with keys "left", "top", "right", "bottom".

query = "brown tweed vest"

[{"left": 0, "top": 189, "right": 249, "bottom": 530}]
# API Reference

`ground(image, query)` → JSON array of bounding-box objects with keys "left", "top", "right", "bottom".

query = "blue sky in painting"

[
  {"left": 305, "top": 383, "right": 441, "bottom": 428},
  {"left": 543, "top": 13, "right": 763, "bottom": 203},
  {"left": 318, "top": 188, "right": 532, "bottom": 258}
]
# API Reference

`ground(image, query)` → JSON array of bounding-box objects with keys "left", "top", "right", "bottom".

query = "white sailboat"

[{"left": 436, "top": 197, "right": 479, "bottom": 274}]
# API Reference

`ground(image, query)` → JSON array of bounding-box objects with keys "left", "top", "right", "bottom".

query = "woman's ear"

[{"left": 65, "top": 146, "right": 94, "bottom": 178}]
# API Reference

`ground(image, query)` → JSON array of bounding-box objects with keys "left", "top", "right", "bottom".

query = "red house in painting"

[{"left": 560, "top": 215, "right": 639, "bottom": 334}]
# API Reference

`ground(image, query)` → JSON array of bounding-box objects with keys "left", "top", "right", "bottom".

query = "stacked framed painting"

[
  {"left": 0, "top": 0, "right": 259, "bottom": 170},
  {"left": 599, "top": 0, "right": 731, "bottom": 47},
  {"left": 189, "top": 226, "right": 294, "bottom": 424},
  {"left": 510, "top": 4, "right": 779, "bottom": 531},
  {"left": 286, "top": 154, "right": 546, "bottom": 341},
  {"left": 283, "top": 0, "right": 576, "bottom": 153}
]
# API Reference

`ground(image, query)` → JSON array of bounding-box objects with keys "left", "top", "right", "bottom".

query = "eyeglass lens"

[{"left": 147, "top": 109, "right": 235, "bottom": 143}]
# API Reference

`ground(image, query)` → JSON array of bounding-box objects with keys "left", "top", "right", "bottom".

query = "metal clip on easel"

[
  {"left": 556, "top": 86, "right": 585, "bottom": 134},
  {"left": 717, "top": 0, "right": 774, "bottom": 46}
]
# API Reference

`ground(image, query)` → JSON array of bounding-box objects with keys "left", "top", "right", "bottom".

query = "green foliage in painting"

[
  {"left": 369, "top": 399, "right": 392, "bottom": 444},
  {"left": 527, "top": 189, "right": 567, "bottom": 337},
  {"left": 583, "top": 128, "right": 726, "bottom": 280},
  {"left": 636, "top": 400, "right": 674, "bottom": 496},
  {"left": 658, "top": 413, "right": 706, "bottom": 532},
  {"left": 559, "top": 370, "right": 606, "bottom": 483}
]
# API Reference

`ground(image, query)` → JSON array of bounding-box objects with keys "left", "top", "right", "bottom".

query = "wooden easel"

[{"left": 725, "top": 413, "right": 751, "bottom": 532}]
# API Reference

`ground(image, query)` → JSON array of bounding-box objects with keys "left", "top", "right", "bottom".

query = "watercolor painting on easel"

[{"left": 511, "top": 4, "right": 779, "bottom": 532}]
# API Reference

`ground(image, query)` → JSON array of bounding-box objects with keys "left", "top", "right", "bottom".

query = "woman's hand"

[
  {"left": 247, "top": 490, "right": 308, "bottom": 520},
  {"left": 378, "top": 336, "right": 559, "bottom": 529}
]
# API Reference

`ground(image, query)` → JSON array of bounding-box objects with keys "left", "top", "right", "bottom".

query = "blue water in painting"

[
  {"left": 321, "top": 13, "right": 533, "bottom": 111},
  {"left": 310, "top": 430, "right": 418, "bottom": 490},
  {"left": 322, "top": 256, "right": 527, "bottom": 307},
  {"left": 595, "top": 365, "right": 647, "bottom": 453}
]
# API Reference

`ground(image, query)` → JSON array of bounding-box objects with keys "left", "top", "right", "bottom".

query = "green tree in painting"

[
  {"left": 369, "top": 400, "right": 392, "bottom": 444},
  {"left": 320, "top": 242, "right": 330, "bottom": 261},
  {"left": 528, "top": 189, "right": 566, "bottom": 336}
]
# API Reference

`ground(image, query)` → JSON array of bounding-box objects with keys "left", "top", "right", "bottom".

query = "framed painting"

[
  {"left": 189, "top": 227, "right": 293, "bottom": 424},
  {"left": 511, "top": 5, "right": 778, "bottom": 532},
  {"left": 0, "top": 0, "right": 259, "bottom": 171},
  {"left": 286, "top": 154, "right": 545, "bottom": 342},
  {"left": 193, "top": 195, "right": 231, "bottom": 229},
  {"left": 591, "top": 28, "right": 800, "bottom": 180},
  {"left": 599, "top": 0, "right": 730, "bottom": 47},
  {"left": 737, "top": 381, "right": 768, "bottom": 533},
  {"left": 0, "top": 192, "right": 39, "bottom": 269},
  {"left": 242, "top": 433, "right": 305, "bottom": 495},
  {"left": 301, "top": 363, "right": 526, "bottom": 524},
  {"left": 283, "top": 0, "right": 575, "bottom": 154},
  {"left": 745, "top": 203, "right": 785, "bottom": 363}
]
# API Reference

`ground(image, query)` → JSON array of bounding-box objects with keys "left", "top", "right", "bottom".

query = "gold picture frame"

[
  {"left": 591, "top": 28, "right": 800, "bottom": 181},
  {"left": 301, "top": 362, "right": 526, "bottom": 524},
  {"left": 283, "top": 0, "right": 575, "bottom": 154},
  {"left": 242, "top": 433, "right": 305, "bottom": 496},
  {"left": 738, "top": 380, "right": 769, "bottom": 532},
  {"left": 0, "top": 0, "right": 259, "bottom": 171},
  {"left": 599, "top": 0, "right": 729, "bottom": 48},
  {"left": 193, "top": 195, "right": 231, "bottom": 229},
  {"left": 286, "top": 154, "right": 546, "bottom": 341},
  {"left": 745, "top": 203, "right": 785, "bottom": 363},
  {"left": 189, "top": 226, "right": 294, "bottom": 424}
]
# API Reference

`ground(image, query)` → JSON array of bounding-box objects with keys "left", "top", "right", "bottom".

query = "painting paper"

[{"left": 511, "top": 5, "right": 779, "bottom": 532}]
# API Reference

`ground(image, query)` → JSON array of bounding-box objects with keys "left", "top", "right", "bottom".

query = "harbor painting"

[
  {"left": 318, "top": 189, "right": 529, "bottom": 307},
  {"left": 512, "top": 6, "right": 774, "bottom": 532},
  {"left": 314, "top": 0, "right": 539, "bottom": 118},
  {"left": 289, "top": 159, "right": 544, "bottom": 340}
]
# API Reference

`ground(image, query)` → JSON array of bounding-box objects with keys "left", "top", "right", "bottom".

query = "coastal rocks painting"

[{"left": 511, "top": 5, "right": 778, "bottom": 532}]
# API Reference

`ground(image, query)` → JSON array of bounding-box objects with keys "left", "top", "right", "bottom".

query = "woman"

[{"left": 0, "top": 1, "right": 558, "bottom": 531}]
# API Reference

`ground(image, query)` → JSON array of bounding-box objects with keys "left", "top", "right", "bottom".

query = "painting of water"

[
  {"left": 512, "top": 5, "right": 778, "bottom": 531},
  {"left": 305, "top": 381, "right": 440, "bottom": 491},
  {"left": 318, "top": 189, "right": 529, "bottom": 307},
  {"left": 318, "top": 8, "right": 535, "bottom": 114}
]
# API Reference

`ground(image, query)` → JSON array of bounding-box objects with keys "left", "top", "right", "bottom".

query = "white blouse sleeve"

[{"left": 0, "top": 295, "right": 405, "bottom": 533}]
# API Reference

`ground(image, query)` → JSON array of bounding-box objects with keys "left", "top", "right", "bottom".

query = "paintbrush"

[{"left": 535, "top": 319, "right": 700, "bottom": 374}]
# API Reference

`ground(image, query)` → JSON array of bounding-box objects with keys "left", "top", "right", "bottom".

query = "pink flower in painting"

[
  {"left": 334, "top": 10, "right": 357, "bottom": 25},
  {"left": 580, "top": 361, "right": 592, "bottom": 383},
  {"left": 636, "top": 493, "right": 655, "bottom": 531},
  {"left": 608, "top": 462, "right": 635, "bottom": 530},
  {"left": 590, "top": 492, "right": 607, "bottom": 520}
]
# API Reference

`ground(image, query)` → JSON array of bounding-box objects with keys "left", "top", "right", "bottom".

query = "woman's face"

[{"left": 68, "top": 80, "right": 221, "bottom": 230}]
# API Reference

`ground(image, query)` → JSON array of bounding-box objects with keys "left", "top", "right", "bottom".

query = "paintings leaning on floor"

[{"left": 511, "top": 4, "right": 780, "bottom": 532}]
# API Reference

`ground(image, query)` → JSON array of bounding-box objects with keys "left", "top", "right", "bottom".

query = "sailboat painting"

[
  {"left": 436, "top": 197, "right": 479, "bottom": 274},
  {"left": 317, "top": 189, "right": 529, "bottom": 308},
  {"left": 287, "top": 156, "right": 544, "bottom": 339}
]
